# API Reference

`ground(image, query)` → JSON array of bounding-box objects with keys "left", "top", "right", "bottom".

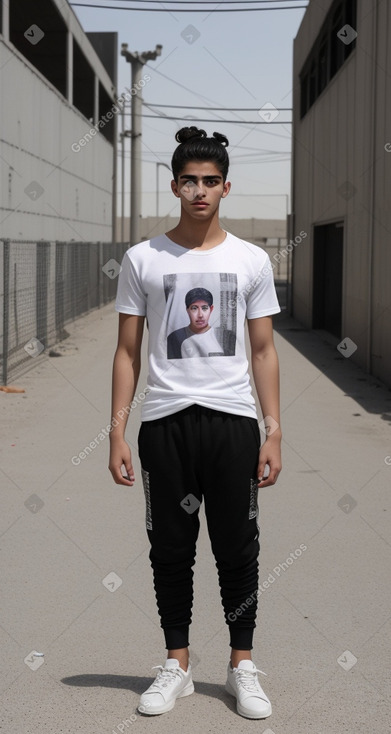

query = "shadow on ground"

[
  {"left": 273, "top": 310, "right": 391, "bottom": 424},
  {"left": 61, "top": 674, "right": 237, "bottom": 713}
]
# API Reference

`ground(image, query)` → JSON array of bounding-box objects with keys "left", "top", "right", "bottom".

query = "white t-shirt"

[
  {"left": 180, "top": 327, "right": 224, "bottom": 358},
  {"left": 115, "top": 232, "right": 280, "bottom": 420}
]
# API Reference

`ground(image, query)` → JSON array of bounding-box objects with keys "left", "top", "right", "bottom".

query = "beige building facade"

[{"left": 291, "top": 0, "right": 391, "bottom": 387}]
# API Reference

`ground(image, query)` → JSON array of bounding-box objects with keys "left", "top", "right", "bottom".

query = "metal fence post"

[
  {"left": 36, "top": 240, "right": 50, "bottom": 349},
  {"left": 98, "top": 241, "right": 103, "bottom": 307},
  {"left": 55, "top": 241, "right": 66, "bottom": 340},
  {"left": 96, "top": 242, "right": 103, "bottom": 308},
  {"left": 2, "top": 240, "right": 10, "bottom": 385}
]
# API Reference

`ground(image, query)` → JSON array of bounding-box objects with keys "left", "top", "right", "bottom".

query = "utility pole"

[
  {"left": 120, "top": 103, "right": 131, "bottom": 242},
  {"left": 121, "top": 43, "right": 162, "bottom": 245}
]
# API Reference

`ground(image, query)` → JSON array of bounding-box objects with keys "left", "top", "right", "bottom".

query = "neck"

[{"left": 167, "top": 209, "right": 226, "bottom": 250}]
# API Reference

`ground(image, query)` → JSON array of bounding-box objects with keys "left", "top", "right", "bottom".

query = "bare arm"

[
  {"left": 108, "top": 313, "right": 145, "bottom": 486},
  {"left": 247, "top": 315, "right": 282, "bottom": 488}
]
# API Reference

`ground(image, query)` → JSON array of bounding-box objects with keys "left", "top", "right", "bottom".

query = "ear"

[
  {"left": 222, "top": 180, "right": 231, "bottom": 198},
  {"left": 171, "top": 179, "right": 181, "bottom": 198}
]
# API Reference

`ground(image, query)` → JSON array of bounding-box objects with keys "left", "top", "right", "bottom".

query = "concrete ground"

[{"left": 1, "top": 302, "right": 390, "bottom": 734}]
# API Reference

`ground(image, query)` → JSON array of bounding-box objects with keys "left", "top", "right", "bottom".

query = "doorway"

[{"left": 312, "top": 222, "right": 343, "bottom": 337}]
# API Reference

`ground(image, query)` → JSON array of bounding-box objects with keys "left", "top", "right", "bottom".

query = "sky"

[{"left": 71, "top": 0, "right": 308, "bottom": 220}]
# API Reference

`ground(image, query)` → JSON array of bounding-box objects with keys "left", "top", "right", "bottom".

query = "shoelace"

[
  {"left": 235, "top": 668, "right": 267, "bottom": 693},
  {"left": 149, "top": 665, "right": 182, "bottom": 689}
]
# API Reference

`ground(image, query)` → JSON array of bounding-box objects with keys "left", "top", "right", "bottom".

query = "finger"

[
  {"left": 124, "top": 458, "right": 135, "bottom": 482},
  {"left": 258, "top": 468, "right": 280, "bottom": 488},
  {"left": 120, "top": 472, "right": 135, "bottom": 486},
  {"left": 257, "top": 461, "right": 266, "bottom": 484},
  {"left": 110, "top": 464, "right": 135, "bottom": 486},
  {"left": 257, "top": 459, "right": 270, "bottom": 485}
]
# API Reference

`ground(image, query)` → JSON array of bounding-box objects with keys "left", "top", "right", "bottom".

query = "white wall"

[{"left": 0, "top": 40, "right": 114, "bottom": 242}]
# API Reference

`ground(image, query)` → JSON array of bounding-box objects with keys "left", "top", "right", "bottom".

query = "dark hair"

[
  {"left": 171, "top": 126, "right": 229, "bottom": 182},
  {"left": 185, "top": 287, "right": 213, "bottom": 308}
]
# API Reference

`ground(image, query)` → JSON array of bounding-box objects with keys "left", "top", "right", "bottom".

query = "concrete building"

[
  {"left": 0, "top": 0, "right": 118, "bottom": 241},
  {"left": 291, "top": 0, "right": 391, "bottom": 387}
]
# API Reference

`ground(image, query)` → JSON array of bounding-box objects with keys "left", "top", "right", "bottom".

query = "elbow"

[{"left": 115, "top": 345, "right": 141, "bottom": 370}]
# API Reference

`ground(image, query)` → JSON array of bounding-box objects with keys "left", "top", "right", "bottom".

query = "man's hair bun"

[
  {"left": 212, "top": 132, "right": 229, "bottom": 147},
  {"left": 174, "top": 127, "right": 229, "bottom": 148},
  {"left": 175, "top": 127, "right": 207, "bottom": 144}
]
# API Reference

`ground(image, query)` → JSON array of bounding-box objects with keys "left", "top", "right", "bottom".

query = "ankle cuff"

[
  {"left": 164, "top": 626, "right": 189, "bottom": 650},
  {"left": 229, "top": 626, "right": 254, "bottom": 650}
]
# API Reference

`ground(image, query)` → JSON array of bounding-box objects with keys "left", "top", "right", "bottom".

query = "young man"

[{"left": 109, "top": 127, "right": 282, "bottom": 720}]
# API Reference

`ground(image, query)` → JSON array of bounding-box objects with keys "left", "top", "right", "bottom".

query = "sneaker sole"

[
  {"left": 138, "top": 681, "right": 194, "bottom": 715},
  {"left": 225, "top": 679, "right": 272, "bottom": 719}
]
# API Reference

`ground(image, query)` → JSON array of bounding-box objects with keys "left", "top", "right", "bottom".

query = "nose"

[
  {"left": 180, "top": 181, "right": 205, "bottom": 201},
  {"left": 193, "top": 184, "right": 204, "bottom": 199}
]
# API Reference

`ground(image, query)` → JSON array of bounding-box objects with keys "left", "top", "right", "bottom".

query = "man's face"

[
  {"left": 187, "top": 300, "right": 213, "bottom": 333},
  {"left": 171, "top": 161, "right": 230, "bottom": 219}
]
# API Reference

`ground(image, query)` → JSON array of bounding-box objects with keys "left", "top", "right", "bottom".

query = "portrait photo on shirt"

[{"left": 164, "top": 272, "right": 237, "bottom": 359}]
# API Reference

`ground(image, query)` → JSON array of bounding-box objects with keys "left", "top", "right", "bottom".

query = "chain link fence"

[{"left": 0, "top": 240, "right": 129, "bottom": 385}]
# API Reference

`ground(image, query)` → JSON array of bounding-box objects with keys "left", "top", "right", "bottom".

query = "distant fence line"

[{"left": 0, "top": 239, "right": 129, "bottom": 385}]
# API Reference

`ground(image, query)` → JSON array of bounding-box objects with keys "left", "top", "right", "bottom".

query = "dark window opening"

[
  {"left": 309, "top": 60, "right": 317, "bottom": 107},
  {"left": 73, "top": 38, "right": 95, "bottom": 122},
  {"left": 300, "top": 0, "right": 357, "bottom": 118},
  {"left": 9, "top": 0, "right": 67, "bottom": 97},
  {"left": 98, "top": 82, "right": 115, "bottom": 145},
  {"left": 330, "top": 5, "right": 344, "bottom": 79},
  {"left": 313, "top": 222, "right": 344, "bottom": 338},
  {"left": 317, "top": 37, "right": 329, "bottom": 95}
]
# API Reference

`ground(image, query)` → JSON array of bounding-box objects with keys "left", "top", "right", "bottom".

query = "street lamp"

[
  {"left": 121, "top": 43, "right": 162, "bottom": 245},
  {"left": 156, "top": 162, "right": 172, "bottom": 217}
]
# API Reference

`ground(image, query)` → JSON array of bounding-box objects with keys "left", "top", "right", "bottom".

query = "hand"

[
  {"left": 108, "top": 437, "right": 135, "bottom": 486},
  {"left": 257, "top": 435, "right": 282, "bottom": 488}
]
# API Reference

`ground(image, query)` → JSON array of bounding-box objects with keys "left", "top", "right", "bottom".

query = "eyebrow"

[{"left": 179, "top": 175, "right": 222, "bottom": 181}]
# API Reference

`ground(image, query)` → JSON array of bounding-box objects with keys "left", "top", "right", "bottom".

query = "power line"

[
  {"left": 142, "top": 103, "right": 292, "bottom": 111},
  {"left": 123, "top": 59, "right": 291, "bottom": 142},
  {"left": 121, "top": 152, "right": 290, "bottom": 160},
  {"left": 140, "top": 65, "right": 291, "bottom": 136},
  {"left": 139, "top": 113, "right": 292, "bottom": 124},
  {"left": 142, "top": 67, "right": 243, "bottom": 124},
  {"left": 140, "top": 98, "right": 291, "bottom": 138},
  {"left": 140, "top": 70, "right": 291, "bottom": 140},
  {"left": 71, "top": 2, "right": 307, "bottom": 11}
]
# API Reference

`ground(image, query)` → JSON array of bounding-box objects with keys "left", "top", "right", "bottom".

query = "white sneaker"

[
  {"left": 138, "top": 658, "right": 194, "bottom": 715},
  {"left": 225, "top": 660, "right": 272, "bottom": 719}
]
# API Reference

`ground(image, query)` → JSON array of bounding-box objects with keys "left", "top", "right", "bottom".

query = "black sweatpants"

[{"left": 138, "top": 404, "right": 261, "bottom": 651}]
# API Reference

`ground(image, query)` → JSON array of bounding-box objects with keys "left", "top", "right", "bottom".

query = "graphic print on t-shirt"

[{"left": 164, "top": 272, "right": 237, "bottom": 359}]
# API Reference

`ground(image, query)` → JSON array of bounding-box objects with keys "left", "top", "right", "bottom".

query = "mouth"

[{"left": 191, "top": 202, "right": 209, "bottom": 208}]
